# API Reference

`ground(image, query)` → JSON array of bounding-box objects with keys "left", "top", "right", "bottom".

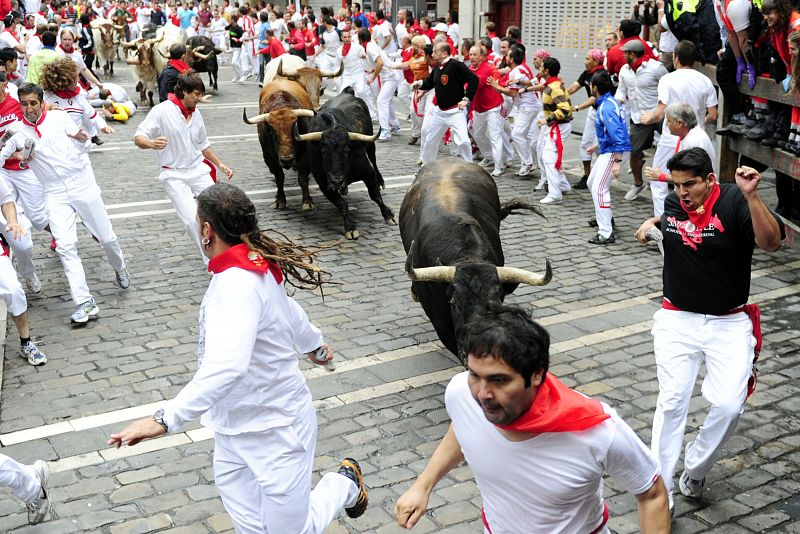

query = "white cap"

[{"left": 434, "top": 23, "right": 448, "bottom": 32}]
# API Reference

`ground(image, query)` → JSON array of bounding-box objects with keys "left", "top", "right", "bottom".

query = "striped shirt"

[{"left": 542, "top": 77, "right": 572, "bottom": 124}]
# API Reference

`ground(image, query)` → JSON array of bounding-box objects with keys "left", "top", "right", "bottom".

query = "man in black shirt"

[
  {"left": 634, "top": 147, "right": 784, "bottom": 510},
  {"left": 157, "top": 44, "right": 190, "bottom": 102},
  {"left": 414, "top": 42, "right": 478, "bottom": 165}
]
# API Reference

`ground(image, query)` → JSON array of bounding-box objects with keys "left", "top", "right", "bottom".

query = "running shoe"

[
  {"left": 624, "top": 183, "right": 647, "bottom": 201},
  {"left": 338, "top": 458, "right": 368, "bottom": 518},
  {"left": 588, "top": 233, "right": 616, "bottom": 245},
  {"left": 21, "top": 340, "right": 47, "bottom": 366},
  {"left": 71, "top": 298, "right": 100, "bottom": 324},
  {"left": 25, "top": 273, "right": 42, "bottom": 294},
  {"left": 26, "top": 460, "right": 50, "bottom": 525},
  {"left": 679, "top": 469, "right": 705, "bottom": 498},
  {"left": 539, "top": 196, "right": 561, "bottom": 205},
  {"left": 490, "top": 168, "right": 503, "bottom": 177},
  {"left": 516, "top": 164, "right": 531, "bottom": 177},
  {"left": 116, "top": 268, "right": 131, "bottom": 289}
]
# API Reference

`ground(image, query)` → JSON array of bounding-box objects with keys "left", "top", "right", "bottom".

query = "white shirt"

[
  {"left": 271, "top": 18, "right": 286, "bottom": 41},
  {"left": 162, "top": 266, "right": 323, "bottom": 434},
  {"left": 447, "top": 23, "right": 459, "bottom": 48},
  {"left": 135, "top": 99, "right": 210, "bottom": 170},
  {"left": 716, "top": 0, "right": 751, "bottom": 32},
  {"left": 338, "top": 42, "right": 367, "bottom": 79},
  {"left": 320, "top": 27, "right": 340, "bottom": 56},
  {"left": 25, "top": 33, "right": 42, "bottom": 58},
  {"left": 0, "top": 110, "right": 85, "bottom": 183},
  {"left": 44, "top": 90, "right": 106, "bottom": 153},
  {"left": 679, "top": 126, "right": 719, "bottom": 175},
  {"left": 656, "top": 68, "right": 717, "bottom": 148},
  {"left": 615, "top": 58, "right": 667, "bottom": 124},
  {"left": 24, "top": 0, "right": 41, "bottom": 16},
  {"left": 0, "top": 30, "right": 21, "bottom": 50},
  {"left": 508, "top": 65, "right": 539, "bottom": 110},
  {"left": 136, "top": 7, "right": 152, "bottom": 27},
  {"left": 89, "top": 81, "right": 129, "bottom": 103},
  {"left": 372, "top": 19, "right": 396, "bottom": 54},
  {"left": 365, "top": 40, "right": 399, "bottom": 81},
  {"left": 57, "top": 46, "right": 87, "bottom": 71},
  {"left": 395, "top": 21, "right": 408, "bottom": 44},
  {"left": 659, "top": 17, "right": 678, "bottom": 53},
  {"left": 445, "top": 372, "right": 660, "bottom": 534}
]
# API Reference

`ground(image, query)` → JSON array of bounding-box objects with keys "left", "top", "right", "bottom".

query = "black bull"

[
  {"left": 399, "top": 158, "right": 552, "bottom": 362},
  {"left": 186, "top": 36, "right": 220, "bottom": 92},
  {"left": 293, "top": 90, "right": 395, "bottom": 240}
]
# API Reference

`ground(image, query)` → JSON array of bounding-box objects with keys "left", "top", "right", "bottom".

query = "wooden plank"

[
  {"left": 698, "top": 65, "right": 800, "bottom": 107},
  {"left": 727, "top": 136, "right": 800, "bottom": 178}
]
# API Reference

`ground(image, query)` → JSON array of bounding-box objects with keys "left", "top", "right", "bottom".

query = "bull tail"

[{"left": 499, "top": 199, "right": 546, "bottom": 221}]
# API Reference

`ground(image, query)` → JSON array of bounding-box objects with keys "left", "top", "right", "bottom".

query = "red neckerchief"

[
  {"left": 6, "top": 72, "right": 19, "bottom": 81},
  {"left": 167, "top": 93, "right": 195, "bottom": 118},
  {"left": 679, "top": 181, "right": 721, "bottom": 230},
  {"left": 496, "top": 373, "right": 610, "bottom": 433},
  {"left": 53, "top": 86, "right": 81, "bottom": 99},
  {"left": 208, "top": 243, "right": 283, "bottom": 282},
  {"left": 168, "top": 58, "right": 191, "bottom": 73},
  {"left": 586, "top": 64, "right": 604, "bottom": 75},
  {"left": 59, "top": 44, "right": 74, "bottom": 53},
  {"left": 487, "top": 31, "right": 496, "bottom": 38},
  {"left": 22, "top": 109, "right": 47, "bottom": 138},
  {"left": 544, "top": 75, "right": 560, "bottom": 85},
  {"left": 629, "top": 56, "right": 647, "bottom": 72},
  {"left": 341, "top": 43, "right": 351, "bottom": 56}
]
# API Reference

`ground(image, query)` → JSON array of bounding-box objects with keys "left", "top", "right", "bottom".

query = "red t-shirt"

[
  {"left": 470, "top": 60, "right": 503, "bottom": 112},
  {"left": 0, "top": 95, "right": 23, "bottom": 171},
  {"left": 268, "top": 37, "right": 285, "bottom": 59},
  {"left": 400, "top": 47, "right": 414, "bottom": 84},
  {"left": 605, "top": 36, "right": 656, "bottom": 76},
  {"left": 304, "top": 28, "right": 317, "bottom": 56}
]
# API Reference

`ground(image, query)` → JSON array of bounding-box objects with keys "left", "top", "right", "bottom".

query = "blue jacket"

[{"left": 595, "top": 92, "right": 631, "bottom": 155}]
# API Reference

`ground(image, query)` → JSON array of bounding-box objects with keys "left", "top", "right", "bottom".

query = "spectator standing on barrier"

[
  {"left": 109, "top": 182, "right": 370, "bottom": 534},
  {"left": 639, "top": 40, "right": 717, "bottom": 218},
  {"left": 615, "top": 39, "right": 667, "bottom": 202},
  {"left": 605, "top": 19, "right": 656, "bottom": 78},
  {"left": 565, "top": 48, "right": 607, "bottom": 189},
  {"left": 395, "top": 306, "right": 670, "bottom": 532},
  {"left": 635, "top": 147, "right": 784, "bottom": 511}
]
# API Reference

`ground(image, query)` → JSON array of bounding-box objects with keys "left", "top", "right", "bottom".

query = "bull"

[
  {"left": 399, "top": 157, "right": 552, "bottom": 362},
  {"left": 264, "top": 55, "right": 342, "bottom": 109},
  {"left": 122, "top": 34, "right": 163, "bottom": 107},
  {"left": 186, "top": 36, "right": 220, "bottom": 93},
  {"left": 293, "top": 89, "right": 394, "bottom": 240},
  {"left": 152, "top": 24, "right": 188, "bottom": 74},
  {"left": 90, "top": 18, "right": 126, "bottom": 77},
  {"left": 242, "top": 79, "right": 315, "bottom": 210}
]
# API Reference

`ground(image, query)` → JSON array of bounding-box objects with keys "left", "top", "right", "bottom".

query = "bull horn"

[
  {"left": 158, "top": 49, "right": 169, "bottom": 59},
  {"left": 292, "top": 109, "right": 315, "bottom": 118},
  {"left": 277, "top": 58, "right": 298, "bottom": 79},
  {"left": 121, "top": 40, "right": 138, "bottom": 48},
  {"left": 243, "top": 108, "right": 270, "bottom": 124},
  {"left": 495, "top": 259, "right": 553, "bottom": 286},
  {"left": 348, "top": 130, "right": 380, "bottom": 142},
  {"left": 320, "top": 62, "right": 344, "bottom": 78},
  {"left": 293, "top": 129, "right": 323, "bottom": 142},
  {"left": 152, "top": 33, "right": 164, "bottom": 44},
  {"left": 192, "top": 49, "right": 211, "bottom": 60},
  {"left": 406, "top": 265, "right": 456, "bottom": 283},
  {"left": 114, "top": 24, "right": 126, "bottom": 30},
  {"left": 126, "top": 57, "right": 141, "bottom": 65}
]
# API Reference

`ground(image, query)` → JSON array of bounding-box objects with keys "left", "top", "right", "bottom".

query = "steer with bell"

[
  {"left": 399, "top": 157, "right": 552, "bottom": 362},
  {"left": 294, "top": 89, "right": 395, "bottom": 240}
]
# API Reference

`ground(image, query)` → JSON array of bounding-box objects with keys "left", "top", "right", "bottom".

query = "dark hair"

[
  {"left": 667, "top": 147, "right": 714, "bottom": 178},
  {"left": 500, "top": 36, "right": 516, "bottom": 47},
  {"left": 42, "top": 31, "right": 57, "bottom": 47},
  {"left": 174, "top": 71, "right": 205, "bottom": 97},
  {"left": 511, "top": 42, "right": 526, "bottom": 57},
  {"left": 673, "top": 40, "right": 697, "bottom": 67},
  {"left": 448, "top": 9, "right": 458, "bottom": 23},
  {"left": 376, "top": 9, "right": 384, "bottom": 19},
  {"left": 259, "top": 11, "right": 268, "bottom": 22},
  {"left": 353, "top": 17, "right": 363, "bottom": 28},
  {"left": 79, "top": 14, "right": 91, "bottom": 24},
  {"left": 509, "top": 47, "right": 524, "bottom": 65},
  {"left": 18, "top": 82, "right": 44, "bottom": 102},
  {"left": 196, "top": 183, "right": 325, "bottom": 289},
  {"left": 542, "top": 57, "right": 560, "bottom": 76},
  {"left": 0, "top": 47, "right": 18, "bottom": 65},
  {"left": 357, "top": 27, "right": 370, "bottom": 43},
  {"left": 287, "top": 20, "right": 295, "bottom": 30},
  {"left": 479, "top": 36, "right": 493, "bottom": 52},
  {"left": 506, "top": 25, "right": 521, "bottom": 40},
  {"left": 619, "top": 19, "right": 641, "bottom": 38},
  {"left": 460, "top": 37, "right": 474, "bottom": 53},
  {"left": 0, "top": 72, "right": 6, "bottom": 83},
  {"left": 406, "top": 14, "right": 415, "bottom": 26},
  {"left": 463, "top": 305, "right": 550, "bottom": 388},
  {"left": 169, "top": 43, "right": 187, "bottom": 59},
  {"left": 590, "top": 70, "right": 614, "bottom": 95},
  {"left": 353, "top": 2, "right": 361, "bottom": 10},
  {"left": 306, "top": 13, "right": 315, "bottom": 23}
]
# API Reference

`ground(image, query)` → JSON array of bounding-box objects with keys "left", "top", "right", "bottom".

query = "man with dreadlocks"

[
  {"left": 109, "top": 182, "right": 369, "bottom": 533},
  {"left": 135, "top": 72, "right": 233, "bottom": 262}
]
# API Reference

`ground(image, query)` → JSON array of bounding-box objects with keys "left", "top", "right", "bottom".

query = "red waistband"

[{"left": 661, "top": 298, "right": 744, "bottom": 315}]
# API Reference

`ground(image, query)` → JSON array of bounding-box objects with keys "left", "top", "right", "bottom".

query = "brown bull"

[
  {"left": 243, "top": 79, "right": 316, "bottom": 209},
  {"left": 273, "top": 56, "right": 342, "bottom": 109},
  {"left": 122, "top": 34, "right": 163, "bottom": 106}
]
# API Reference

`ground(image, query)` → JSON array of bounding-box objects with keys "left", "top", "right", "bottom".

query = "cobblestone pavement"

[{"left": 0, "top": 61, "right": 798, "bottom": 534}]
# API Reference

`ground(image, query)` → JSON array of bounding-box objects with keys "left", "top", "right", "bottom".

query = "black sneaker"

[
  {"left": 588, "top": 217, "right": 615, "bottom": 229},
  {"left": 338, "top": 458, "right": 368, "bottom": 518},
  {"left": 574, "top": 175, "right": 588, "bottom": 189},
  {"left": 91, "top": 136, "right": 104, "bottom": 146},
  {"left": 588, "top": 233, "right": 616, "bottom": 245}
]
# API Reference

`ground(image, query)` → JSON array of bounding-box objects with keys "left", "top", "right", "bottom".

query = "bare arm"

[
  {"left": 202, "top": 146, "right": 233, "bottom": 179},
  {"left": 736, "top": 167, "right": 782, "bottom": 251},
  {"left": 134, "top": 134, "right": 167, "bottom": 149},
  {"left": 1, "top": 201, "right": 24, "bottom": 240},
  {"left": 640, "top": 102, "right": 666, "bottom": 125},
  {"left": 706, "top": 105, "right": 718, "bottom": 124},
  {"left": 635, "top": 477, "right": 671, "bottom": 534},
  {"left": 82, "top": 67, "right": 104, "bottom": 89},
  {"left": 395, "top": 424, "right": 464, "bottom": 529},
  {"left": 566, "top": 81, "right": 581, "bottom": 94}
]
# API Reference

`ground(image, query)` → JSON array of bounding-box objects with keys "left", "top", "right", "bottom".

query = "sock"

[{"left": 20, "top": 337, "right": 30, "bottom": 347}]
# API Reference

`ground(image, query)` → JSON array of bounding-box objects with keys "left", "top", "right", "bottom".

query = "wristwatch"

[{"left": 153, "top": 409, "right": 169, "bottom": 433}]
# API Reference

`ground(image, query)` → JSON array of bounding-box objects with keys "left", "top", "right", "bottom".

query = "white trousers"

[
  {"left": 0, "top": 253, "right": 27, "bottom": 316},
  {"left": 237, "top": 47, "right": 256, "bottom": 78},
  {"left": 0, "top": 454, "right": 39, "bottom": 503},
  {"left": 340, "top": 75, "right": 377, "bottom": 122},
  {"left": 511, "top": 106, "right": 539, "bottom": 167},
  {"left": 2, "top": 168, "right": 48, "bottom": 231},
  {"left": 160, "top": 164, "right": 214, "bottom": 261},
  {"left": 214, "top": 404, "right": 358, "bottom": 534},
  {"left": 230, "top": 49, "right": 243, "bottom": 79},
  {"left": 376, "top": 76, "right": 400, "bottom": 134},
  {"left": 579, "top": 107, "right": 598, "bottom": 163},
  {"left": 472, "top": 106, "right": 505, "bottom": 172},
  {"left": 650, "top": 308, "right": 755, "bottom": 496},
  {"left": 0, "top": 211, "right": 35, "bottom": 280},
  {"left": 420, "top": 106, "right": 472, "bottom": 165},
  {"left": 651, "top": 142, "right": 674, "bottom": 218},
  {"left": 538, "top": 122, "right": 572, "bottom": 200},
  {"left": 588, "top": 153, "right": 615, "bottom": 238},
  {"left": 410, "top": 90, "right": 433, "bottom": 139},
  {"left": 45, "top": 169, "right": 125, "bottom": 305}
]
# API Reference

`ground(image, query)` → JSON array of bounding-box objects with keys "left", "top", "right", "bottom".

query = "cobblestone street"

[{"left": 0, "top": 61, "right": 798, "bottom": 533}]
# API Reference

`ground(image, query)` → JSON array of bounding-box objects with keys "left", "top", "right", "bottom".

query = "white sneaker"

[
  {"left": 534, "top": 181, "right": 547, "bottom": 192},
  {"left": 390, "top": 124, "right": 402, "bottom": 133},
  {"left": 115, "top": 268, "right": 131, "bottom": 289},
  {"left": 231, "top": 76, "right": 239, "bottom": 83},
  {"left": 26, "top": 460, "right": 50, "bottom": 525},
  {"left": 478, "top": 158, "right": 494, "bottom": 169},
  {"left": 516, "top": 164, "right": 531, "bottom": 177},
  {"left": 21, "top": 340, "right": 47, "bottom": 366},
  {"left": 624, "top": 183, "right": 647, "bottom": 201},
  {"left": 539, "top": 196, "right": 561, "bottom": 205},
  {"left": 25, "top": 273, "right": 42, "bottom": 294},
  {"left": 378, "top": 131, "right": 392, "bottom": 142},
  {"left": 70, "top": 298, "right": 100, "bottom": 324},
  {"left": 679, "top": 469, "right": 704, "bottom": 498},
  {"left": 490, "top": 168, "right": 503, "bottom": 177}
]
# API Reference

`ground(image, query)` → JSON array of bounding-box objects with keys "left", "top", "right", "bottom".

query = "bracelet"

[{"left": 658, "top": 172, "right": 668, "bottom": 182}]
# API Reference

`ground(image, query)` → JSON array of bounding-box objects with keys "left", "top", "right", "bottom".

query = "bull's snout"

[{"left": 280, "top": 158, "right": 294, "bottom": 170}]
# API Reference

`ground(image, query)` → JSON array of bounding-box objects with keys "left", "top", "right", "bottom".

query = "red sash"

[
  {"left": 208, "top": 242, "right": 283, "bottom": 283},
  {"left": 661, "top": 299, "right": 762, "bottom": 397},
  {"left": 549, "top": 122, "right": 564, "bottom": 171}
]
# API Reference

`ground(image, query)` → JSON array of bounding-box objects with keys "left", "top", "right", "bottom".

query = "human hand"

[
  {"left": 735, "top": 166, "right": 760, "bottom": 197},
  {"left": 612, "top": 162, "right": 621, "bottom": 177},
  {"left": 457, "top": 99, "right": 468, "bottom": 110},
  {"left": 72, "top": 129, "right": 90, "bottom": 142},
  {"left": 306, "top": 343, "right": 333, "bottom": 366},
  {"left": 151, "top": 136, "right": 168, "bottom": 149},
  {"left": 585, "top": 145, "right": 597, "bottom": 155},
  {"left": 639, "top": 111, "right": 652, "bottom": 125},
  {"left": 5, "top": 221, "right": 25, "bottom": 240},
  {"left": 746, "top": 62, "right": 756, "bottom": 90},
  {"left": 219, "top": 163, "right": 233, "bottom": 179},
  {"left": 634, "top": 220, "right": 657, "bottom": 244},
  {"left": 395, "top": 482, "right": 431, "bottom": 529},
  {"left": 108, "top": 417, "right": 166, "bottom": 448},
  {"left": 644, "top": 166, "right": 660, "bottom": 181},
  {"left": 735, "top": 56, "right": 746, "bottom": 84},
  {"left": 101, "top": 125, "right": 114, "bottom": 134},
  {"left": 782, "top": 75, "right": 792, "bottom": 92}
]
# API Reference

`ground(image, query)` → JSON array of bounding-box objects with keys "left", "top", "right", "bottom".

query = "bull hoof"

[
  {"left": 385, "top": 215, "right": 397, "bottom": 225},
  {"left": 274, "top": 200, "right": 287, "bottom": 209},
  {"left": 345, "top": 229, "right": 361, "bottom": 240},
  {"left": 301, "top": 201, "right": 314, "bottom": 211}
]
